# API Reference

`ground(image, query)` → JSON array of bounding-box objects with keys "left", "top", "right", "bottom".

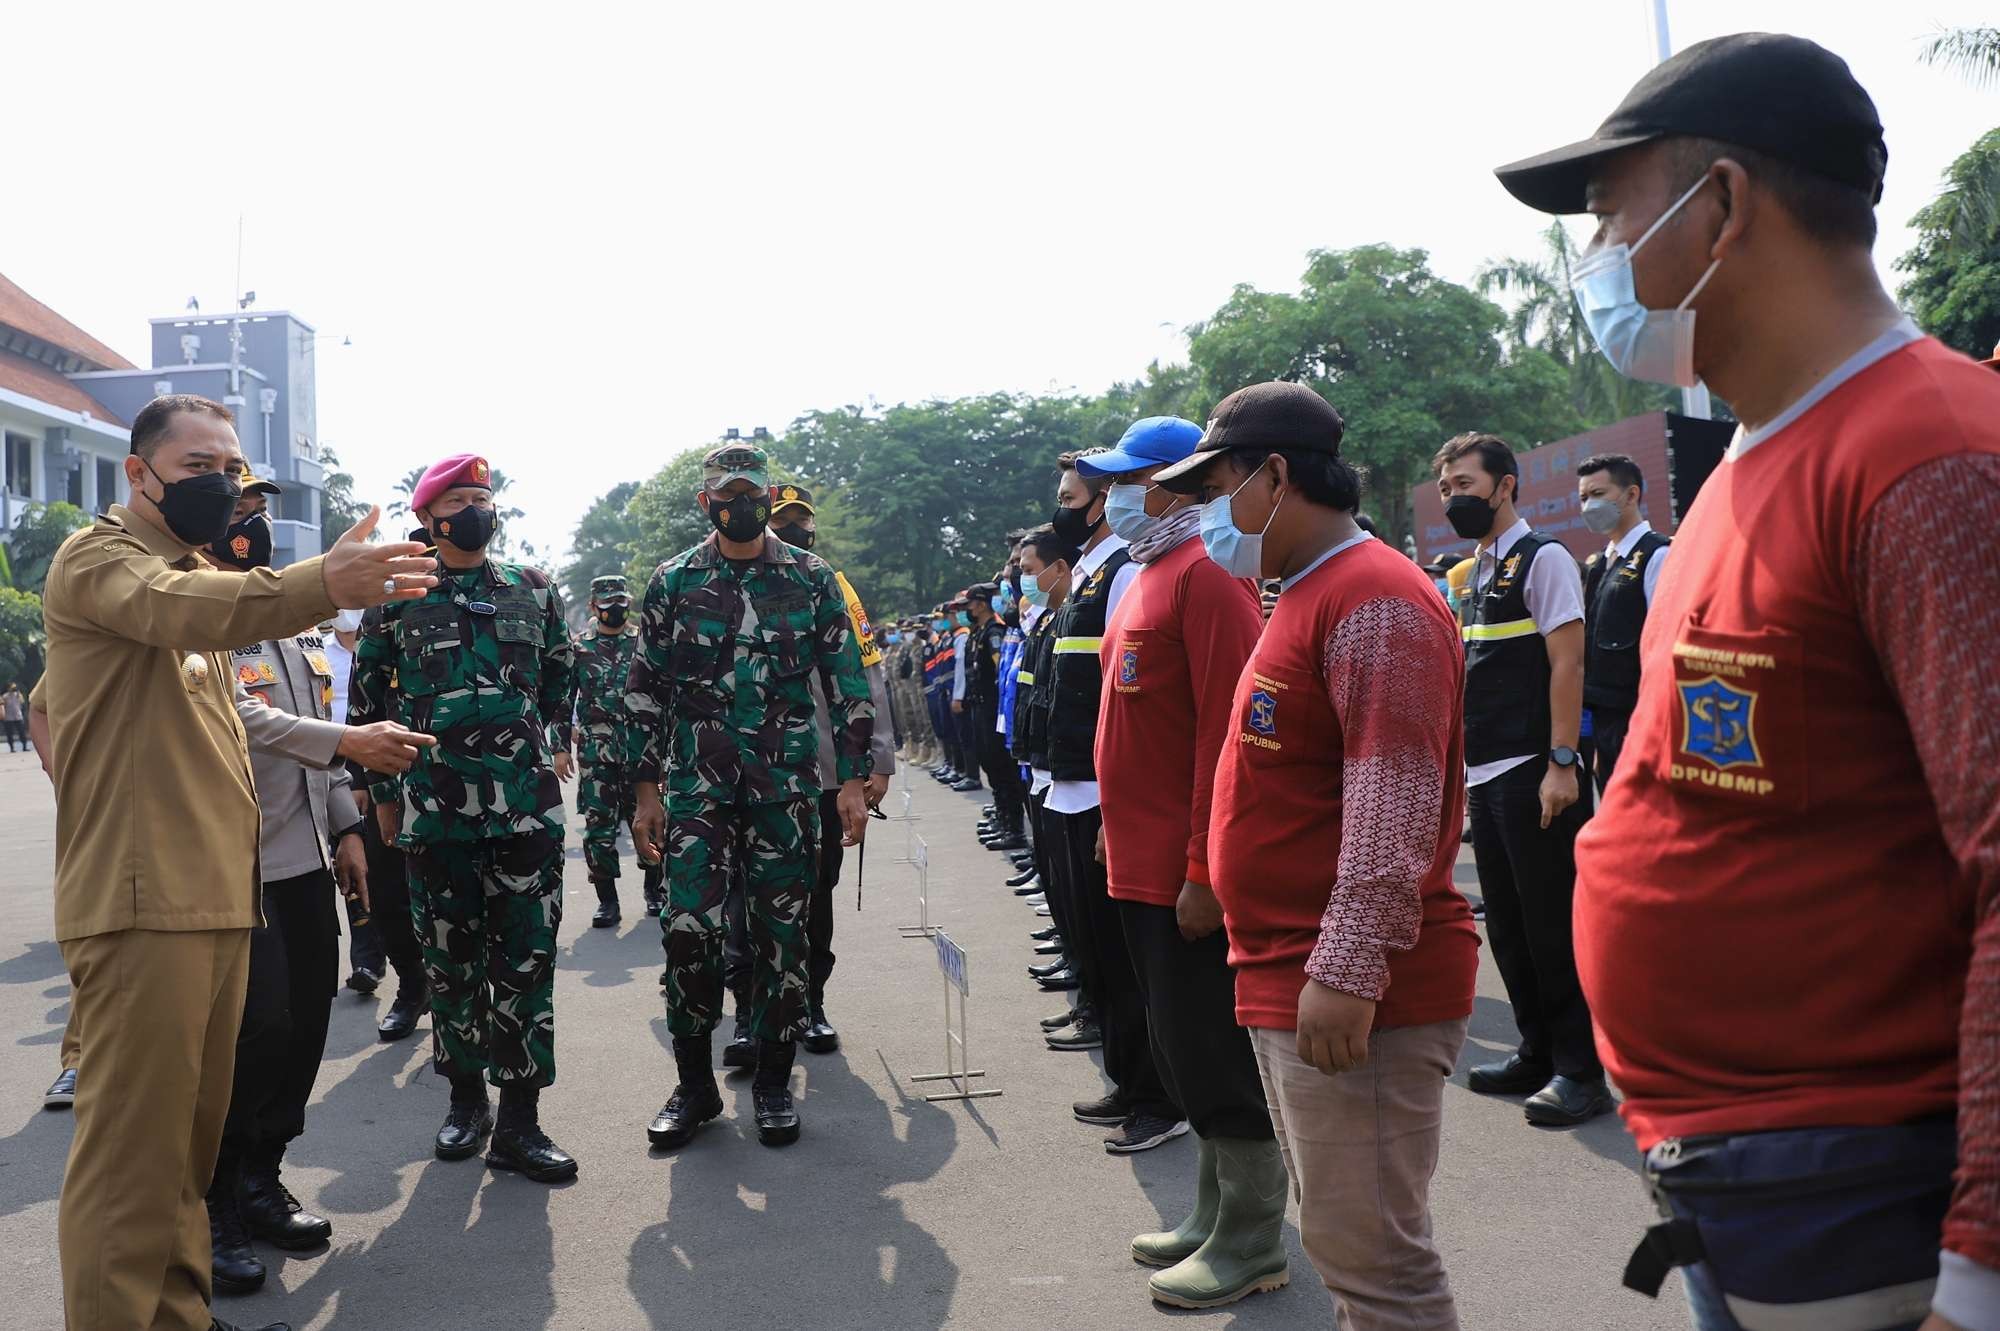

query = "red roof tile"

[
  {"left": 0, "top": 348, "right": 128, "bottom": 428},
  {"left": 0, "top": 272, "right": 135, "bottom": 371}
]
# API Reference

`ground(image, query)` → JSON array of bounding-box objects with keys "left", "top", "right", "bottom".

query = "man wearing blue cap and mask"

[{"left": 1497, "top": 30, "right": 2000, "bottom": 1331}]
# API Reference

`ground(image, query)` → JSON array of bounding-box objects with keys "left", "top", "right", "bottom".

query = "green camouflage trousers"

[
  {"left": 579, "top": 753, "right": 639, "bottom": 881},
  {"left": 408, "top": 830, "right": 563, "bottom": 1086},
  {"left": 663, "top": 793, "right": 816, "bottom": 1042}
]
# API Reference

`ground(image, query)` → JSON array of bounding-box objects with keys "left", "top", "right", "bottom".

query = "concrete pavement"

[{"left": 0, "top": 746, "right": 1685, "bottom": 1329}]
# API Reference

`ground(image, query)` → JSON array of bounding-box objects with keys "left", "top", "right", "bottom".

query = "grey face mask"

[{"left": 1581, "top": 497, "right": 1623, "bottom": 535}]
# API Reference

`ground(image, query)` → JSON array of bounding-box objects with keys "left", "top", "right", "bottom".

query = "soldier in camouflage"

[
  {"left": 629, "top": 441, "right": 873, "bottom": 1151},
  {"left": 348, "top": 453, "right": 581, "bottom": 1183},
  {"left": 565, "top": 573, "right": 662, "bottom": 927}
]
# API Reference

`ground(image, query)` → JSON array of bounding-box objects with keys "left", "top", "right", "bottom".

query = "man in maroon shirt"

[
  {"left": 1497, "top": 32, "right": 1998, "bottom": 1331},
  {"left": 1084, "top": 417, "right": 1275, "bottom": 1309}
]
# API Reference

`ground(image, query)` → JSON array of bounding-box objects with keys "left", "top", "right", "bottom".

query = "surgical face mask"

[
  {"left": 884, "top": 631, "right": 901, "bottom": 645},
  {"left": 931, "top": 618, "right": 949, "bottom": 633},
  {"left": 1199, "top": 460, "right": 1281, "bottom": 579},
  {"left": 1580, "top": 496, "right": 1624, "bottom": 536},
  {"left": 1444, "top": 488, "right": 1502, "bottom": 541},
  {"left": 210, "top": 510, "right": 273, "bottom": 570},
  {"left": 434, "top": 503, "right": 494, "bottom": 552},
  {"left": 144, "top": 460, "right": 241, "bottom": 547},
  {"left": 954, "top": 611, "right": 971, "bottom": 628},
  {"left": 1020, "top": 570, "right": 1051, "bottom": 607},
  {"left": 1571, "top": 174, "right": 1722, "bottom": 388},
  {"left": 333, "top": 608, "right": 366, "bottom": 633},
  {"left": 1103, "top": 482, "right": 1163, "bottom": 544}
]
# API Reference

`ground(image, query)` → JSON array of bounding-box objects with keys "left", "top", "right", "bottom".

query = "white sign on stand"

[
  {"left": 897, "top": 835, "right": 935, "bottom": 939},
  {"left": 911, "top": 929, "right": 1000, "bottom": 1103}
]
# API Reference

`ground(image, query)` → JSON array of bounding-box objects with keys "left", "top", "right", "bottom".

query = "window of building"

[
  {"left": 4, "top": 433, "right": 32, "bottom": 497},
  {"left": 64, "top": 461, "right": 82, "bottom": 507},
  {"left": 96, "top": 458, "right": 119, "bottom": 508}
]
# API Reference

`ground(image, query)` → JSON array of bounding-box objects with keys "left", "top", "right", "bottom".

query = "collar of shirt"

[
  {"left": 1280, "top": 531, "right": 1374, "bottom": 591},
  {"left": 1728, "top": 317, "right": 1926, "bottom": 460},
  {"left": 1071, "top": 531, "right": 1130, "bottom": 582},
  {"left": 107, "top": 502, "right": 198, "bottom": 569},
  {"left": 1611, "top": 519, "right": 1655, "bottom": 561},
  {"left": 1476, "top": 517, "right": 1532, "bottom": 586},
  {"left": 1021, "top": 604, "right": 1044, "bottom": 631}
]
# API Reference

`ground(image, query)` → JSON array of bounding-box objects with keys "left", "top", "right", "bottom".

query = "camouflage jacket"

[
  {"left": 625, "top": 532, "right": 873, "bottom": 803},
  {"left": 569, "top": 623, "right": 640, "bottom": 770},
  {"left": 349, "top": 558, "right": 575, "bottom": 845}
]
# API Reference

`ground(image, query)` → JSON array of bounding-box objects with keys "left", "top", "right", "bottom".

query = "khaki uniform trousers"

[{"left": 60, "top": 928, "right": 250, "bottom": 1331}]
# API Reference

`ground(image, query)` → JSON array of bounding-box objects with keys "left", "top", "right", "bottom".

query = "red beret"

[{"left": 412, "top": 454, "right": 492, "bottom": 512}]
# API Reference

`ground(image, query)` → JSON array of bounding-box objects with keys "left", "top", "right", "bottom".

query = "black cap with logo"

[
  {"left": 1494, "top": 32, "right": 1886, "bottom": 216},
  {"left": 1154, "top": 381, "right": 1346, "bottom": 493}
]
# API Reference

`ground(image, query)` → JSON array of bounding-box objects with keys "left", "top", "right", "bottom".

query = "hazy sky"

[{"left": 6, "top": 1, "right": 1993, "bottom": 560}]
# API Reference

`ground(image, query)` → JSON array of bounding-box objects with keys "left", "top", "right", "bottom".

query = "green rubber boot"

[
  {"left": 1131, "top": 1135, "right": 1219, "bottom": 1267},
  {"left": 1147, "top": 1136, "right": 1291, "bottom": 1309}
]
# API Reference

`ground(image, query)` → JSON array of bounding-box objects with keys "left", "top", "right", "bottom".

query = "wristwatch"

[{"left": 1549, "top": 745, "right": 1580, "bottom": 769}]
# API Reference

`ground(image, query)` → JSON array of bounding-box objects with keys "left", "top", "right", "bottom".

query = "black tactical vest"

[
  {"left": 1044, "top": 546, "right": 1133, "bottom": 782},
  {"left": 1011, "top": 616, "right": 1057, "bottom": 768},
  {"left": 1583, "top": 529, "right": 1670, "bottom": 714},
  {"left": 1463, "top": 531, "right": 1558, "bottom": 768}
]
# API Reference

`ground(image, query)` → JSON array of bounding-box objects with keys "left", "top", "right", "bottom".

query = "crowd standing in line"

[{"left": 15, "top": 29, "right": 1998, "bottom": 1331}]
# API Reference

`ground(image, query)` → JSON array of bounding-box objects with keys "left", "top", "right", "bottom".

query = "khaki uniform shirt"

[
  {"left": 40, "top": 504, "right": 337, "bottom": 941},
  {"left": 233, "top": 631, "right": 362, "bottom": 882}
]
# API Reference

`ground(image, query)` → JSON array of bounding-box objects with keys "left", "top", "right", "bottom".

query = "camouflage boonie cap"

[
  {"left": 590, "top": 574, "right": 630, "bottom": 603},
  {"left": 702, "top": 442, "right": 770, "bottom": 491}
]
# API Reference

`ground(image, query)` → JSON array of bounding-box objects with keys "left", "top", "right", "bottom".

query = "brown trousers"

[{"left": 60, "top": 928, "right": 250, "bottom": 1331}]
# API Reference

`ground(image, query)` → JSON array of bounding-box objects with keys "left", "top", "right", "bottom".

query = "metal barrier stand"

[{"left": 911, "top": 930, "right": 1001, "bottom": 1103}]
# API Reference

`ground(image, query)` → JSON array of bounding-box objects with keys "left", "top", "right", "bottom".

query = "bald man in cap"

[{"left": 348, "top": 453, "right": 580, "bottom": 1181}]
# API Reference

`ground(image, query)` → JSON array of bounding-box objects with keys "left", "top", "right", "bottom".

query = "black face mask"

[
  {"left": 707, "top": 491, "right": 769, "bottom": 543},
  {"left": 144, "top": 461, "right": 241, "bottom": 547},
  {"left": 772, "top": 520, "right": 815, "bottom": 551},
  {"left": 597, "top": 605, "right": 629, "bottom": 629},
  {"left": 433, "top": 504, "right": 494, "bottom": 552},
  {"left": 210, "top": 511, "right": 273, "bottom": 570},
  {"left": 1050, "top": 499, "right": 1102, "bottom": 548},
  {"left": 1444, "top": 491, "right": 1500, "bottom": 542}
]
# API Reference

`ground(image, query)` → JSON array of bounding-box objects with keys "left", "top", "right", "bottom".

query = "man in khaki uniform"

[{"left": 39, "top": 394, "right": 435, "bottom": 1331}]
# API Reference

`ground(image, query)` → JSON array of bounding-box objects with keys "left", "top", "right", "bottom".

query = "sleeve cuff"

[
  {"left": 368, "top": 780, "right": 401, "bottom": 805},
  {"left": 286, "top": 556, "right": 340, "bottom": 626},
  {"left": 1185, "top": 858, "right": 1210, "bottom": 889},
  {"left": 1936, "top": 1250, "right": 2000, "bottom": 1331},
  {"left": 1304, "top": 932, "right": 1390, "bottom": 1001},
  {"left": 836, "top": 755, "right": 868, "bottom": 783}
]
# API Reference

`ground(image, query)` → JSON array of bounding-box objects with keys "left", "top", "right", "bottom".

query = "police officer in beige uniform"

[{"left": 39, "top": 394, "right": 435, "bottom": 1331}]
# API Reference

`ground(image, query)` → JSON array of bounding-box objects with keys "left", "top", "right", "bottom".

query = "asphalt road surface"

[{"left": 0, "top": 747, "right": 1687, "bottom": 1330}]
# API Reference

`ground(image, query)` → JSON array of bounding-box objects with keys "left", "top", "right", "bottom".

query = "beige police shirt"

[{"left": 40, "top": 504, "right": 337, "bottom": 941}]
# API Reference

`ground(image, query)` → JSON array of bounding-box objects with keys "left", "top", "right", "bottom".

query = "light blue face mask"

[
  {"left": 954, "top": 611, "right": 971, "bottom": 628},
  {"left": 1104, "top": 482, "right": 1163, "bottom": 545},
  {"left": 931, "top": 618, "right": 949, "bottom": 633},
  {"left": 1199, "top": 459, "right": 1281, "bottom": 579},
  {"left": 1570, "top": 174, "right": 1721, "bottom": 389},
  {"left": 885, "top": 631, "right": 902, "bottom": 644},
  {"left": 1020, "top": 571, "right": 1047, "bottom": 608}
]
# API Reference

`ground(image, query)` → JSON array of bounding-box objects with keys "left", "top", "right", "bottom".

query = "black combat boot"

[
  {"left": 648, "top": 1035, "right": 725, "bottom": 1149},
  {"left": 722, "top": 986, "right": 756, "bottom": 1071},
  {"left": 238, "top": 1146, "right": 331, "bottom": 1249},
  {"left": 206, "top": 1167, "right": 265, "bottom": 1296},
  {"left": 377, "top": 984, "right": 425, "bottom": 1042},
  {"left": 435, "top": 1074, "right": 494, "bottom": 1161},
  {"left": 590, "top": 877, "right": 620, "bottom": 928},
  {"left": 752, "top": 1039, "right": 802, "bottom": 1147},
  {"left": 802, "top": 993, "right": 839, "bottom": 1055},
  {"left": 487, "top": 1084, "right": 577, "bottom": 1182},
  {"left": 641, "top": 862, "right": 666, "bottom": 916}
]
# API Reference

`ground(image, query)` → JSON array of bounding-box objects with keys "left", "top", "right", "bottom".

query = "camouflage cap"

[
  {"left": 589, "top": 574, "right": 630, "bottom": 603},
  {"left": 702, "top": 442, "right": 770, "bottom": 492}
]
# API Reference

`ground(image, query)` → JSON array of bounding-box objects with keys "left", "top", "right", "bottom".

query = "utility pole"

[{"left": 1650, "top": 0, "right": 1712, "bottom": 419}]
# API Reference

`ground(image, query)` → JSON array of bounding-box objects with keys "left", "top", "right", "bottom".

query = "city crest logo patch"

[
  {"left": 1677, "top": 675, "right": 1760, "bottom": 771},
  {"left": 1248, "top": 689, "right": 1278, "bottom": 737},
  {"left": 1118, "top": 646, "right": 1139, "bottom": 687}
]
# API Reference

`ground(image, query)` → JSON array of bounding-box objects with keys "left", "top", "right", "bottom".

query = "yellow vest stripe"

[
  {"left": 1016, "top": 671, "right": 1035, "bottom": 684},
  {"left": 1461, "top": 618, "right": 1540, "bottom": 643},
  {"left": 1054, "top": 636, "right": 1103, "bottom": 654}
]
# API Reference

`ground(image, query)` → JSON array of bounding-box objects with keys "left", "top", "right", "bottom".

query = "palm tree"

[{"left": 1920, "top": 26, "right": 2000, "bottom": 86}]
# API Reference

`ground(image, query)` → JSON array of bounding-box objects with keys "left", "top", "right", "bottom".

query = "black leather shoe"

[
  {"left": 1029, "top": 927, "right": 1060, "bottom": 943},
  {"left": 378, "top": 991, "right": 424, "bottom": 1042},
  {"left": 753, "top": 1040, "right": 801, "bottom": 1147},
  {"left": 1028, "top": 957, "right": 1070, "bottom": 979},
  {"left": 1008, "top": 852, "right": 1035, "bottom": 868},
  {"left": 1046, "top": 1020, "right": 1103, "bottom": 1051},
  {"left": 239, "top": 1168, "right": 331, "bottom": 1250},
  {"left": 1036, "top": 968, "right": 1081, "bottom": 992},
  {"left": 980, "top": 804, "right": 996, "bottom": 816},
  {"left": 722, "top": 1011, "right": 757, "bottom": 1071},
  {"left": 1007, "top": 866, "right": 1040, "bottom": 888},
  {"left": 207, "top": 1185, "right": 265, "bottom": 1296},
  {"left": 802, "top": 1020, "right": 839, "bottom": 1054},
  {"left": 435, "top": 1102, "right": 494, "bottom": 1161},
  {"left": 1039, "top": 1007, "right": 1080, "bottom": 1031},
  {"left": 210, "top": 1319, "right": 292, "bottom": 1331},
  {"left": 487, "top": 1123, "right": 579, "bottom": 1182},
  {"left": 344, "top": 966, "right": 381, "bottom": 995},
  {"left": 649, "top": 1036, "right": 724, "bottom": 1148},
  {"left": 1033, "top": 941, "right": 1062, "bottom": 956},
  {"left": 591, "top": 901, "right": 619, "bottom": 928},
  {"left": 1523, "top": 1075, "right": 1615, "bottom": 1127},
  {"left": 1466, "top": 1053, "right": 1555, "bottom": 1096},
  {"left": 1011, "top": 878, "right": 1042, "bottom": 896},
  {"left": 950, "top": 778, "right": 982, "bottom": 792},
  {"left": 985, "top": 833, "right": 1029, "bottom": 852}
]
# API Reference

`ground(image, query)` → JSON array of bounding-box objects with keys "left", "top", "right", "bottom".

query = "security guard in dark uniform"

[
  {"left": 963, "top": 584, "right": 1029, "bottom": 849},
  {"left": 1575, "top": 453, "right": 1671, "bottom": 791}
]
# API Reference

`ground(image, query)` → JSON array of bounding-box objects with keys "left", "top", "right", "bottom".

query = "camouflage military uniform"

[
  {"left": 626, "top": 533, "right": 873, "bottom": 1043},
  {"left": 571, "top": 575, "right": 661, "bottom": 913},
  {"left": 349, "top": 559, "right": 575, "bottom": 1087}
]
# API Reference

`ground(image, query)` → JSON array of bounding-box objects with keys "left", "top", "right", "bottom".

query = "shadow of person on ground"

[
  {"left": 0, "top": 1100, "right": 74, "bottom": 1220},
  {"left": 627, "top": 1046, "right": 960, "bottom": 1331},
  {"left": 286, "top": 1039, "right": 437, "bottom": 1218},
  {"left": 0, "top": 940, "right": 66, "bottom": 986}
]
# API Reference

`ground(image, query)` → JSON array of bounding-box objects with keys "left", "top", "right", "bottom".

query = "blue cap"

[{"left": 1075, "top": 416, "right": 1204, "bottom": 478}]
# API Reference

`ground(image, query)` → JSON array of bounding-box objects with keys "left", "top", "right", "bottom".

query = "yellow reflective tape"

[
  {"left": 1460, "top": 618, "right": 1540, "bottom": 642},
  {"left": 1054, "top": 636, "right": 1103, "bottom": 654},
  {"left": 1016, "top": 671, "right": 1036, "bottom": 684}
]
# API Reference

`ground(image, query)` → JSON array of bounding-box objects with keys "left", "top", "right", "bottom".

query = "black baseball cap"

[
  {"left": 1494, "top": 32, "right": 1886, "bottom": 216},
  {"left": 1155, "top": 381, "right": 1345, "bottom": 494}
]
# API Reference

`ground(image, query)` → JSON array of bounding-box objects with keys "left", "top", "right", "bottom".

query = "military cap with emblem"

[
  {"left": 589, "top": 574, "right": 631, "bottom": 604},
  {"left": 771, "top": 483, "right": 815, "bottom": 514},
  {"left": 702, "top": 442, "right": 771, "bottom": 491}
]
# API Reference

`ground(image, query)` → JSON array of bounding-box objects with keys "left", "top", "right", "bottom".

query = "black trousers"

[
  {"left": 1032, "top": 791, "right": 1085, "bottom": 1008},
  {"left": 221, "top": 872, "right": 340, "bottom": 1172},
  {"left": 951, "top": 705, "right": 981, "bottom": 788},
  {"left": 360, "top": 808, "right": 424, "bottom": 1000},
  {"left": 1466, "top": 758, "right": 1600, "bottom": 1080},
  {"left": 1054, "top": 806, "right": 1175, "bottom": 1120},
  {"left": 0, "top": 718, "right": 24, "bottom": 750},
  {"left": 807, "top": 787, "right": 842, "bottom": 1013},
  {"left": 1119, "top": 899, "right": 1271, "bottom": 1140},
  {"left": 970, "top": 702, "right": 1024, "bottom": 825},
  {"left": 1585, "top": 705, "right": 1632, "bottom": 797},
  {"left": 927, "top": 688, "right": 960, "bottom": 771}
]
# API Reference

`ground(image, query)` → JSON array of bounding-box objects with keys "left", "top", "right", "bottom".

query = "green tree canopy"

[
  {"left": 4, "top": 502, "right": 92, "bottom": 595},
  {"left": 1186, "top": 244, "right": 1583, "bottom": 541},
  {"left": 317, "top": 445, "right": 373, "bottom": 552},
  {"left": 1898, "top": 127, "right": 2000, "bottom": 358},
  {"left": 0, "top": 586, "right": 46, "bottom": 689},
  {"left": 560, "top": 480, "right": 641, "bottom": 608}
]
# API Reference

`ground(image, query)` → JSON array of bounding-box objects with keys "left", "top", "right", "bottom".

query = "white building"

[{"left": 0, "top": 271, "right": 134, "bottom": 530}]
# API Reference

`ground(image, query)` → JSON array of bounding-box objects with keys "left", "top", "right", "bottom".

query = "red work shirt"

[
  {"left": 1096, "top": 535, "right": 1262, "bottom": 906},
  {"left": 1209, "top": 536, "right": 1477, "bottom": 1031},
  {"left": 1573, "top": 333, "right": 2000, "bottom": 1272}
]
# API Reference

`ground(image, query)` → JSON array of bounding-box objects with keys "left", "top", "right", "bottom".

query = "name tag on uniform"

[{"left": 467, "top": 601, "right": 497, "bottom": 616}]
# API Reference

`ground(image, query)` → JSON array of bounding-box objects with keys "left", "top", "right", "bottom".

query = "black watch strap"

[{"left": 1550, "top": 745, "right": 1579, "bottom": 769}]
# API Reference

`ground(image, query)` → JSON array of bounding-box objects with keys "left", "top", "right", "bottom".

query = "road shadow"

[
  {"left": 0, "top": 1100, "right": 73, "bottom": 1219},
  {"left": 287, "top": 1039, "right": 436, "bottom": 1218},
  {"left": 0, "top": 939, "right": 65, "bottom": 986},
  {"left": 627, "top": 1048, "right": 959, "bottom": 1330}
]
